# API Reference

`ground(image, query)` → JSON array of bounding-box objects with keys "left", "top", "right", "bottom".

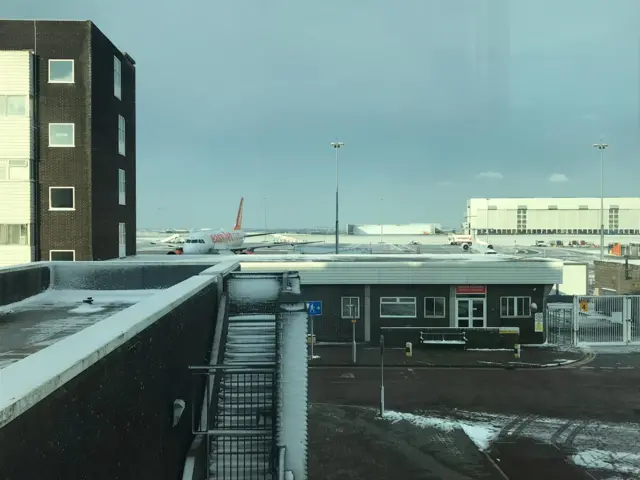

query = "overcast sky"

[{"left": 3, "top": 0, "right": 640, "bottom": 229}]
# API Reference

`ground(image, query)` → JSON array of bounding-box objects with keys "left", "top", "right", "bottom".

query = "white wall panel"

[{"left": 0, "top": 246, "right": 31, "bottom": 267}]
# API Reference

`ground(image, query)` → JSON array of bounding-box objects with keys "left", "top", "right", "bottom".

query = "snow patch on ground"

[
  {"left": 572, "top": 450, "right": 640, "bottom": 476},
  {"left": 228, "top": 278, "right": 281, "bottom": 303},
  {"left": 382, "top": 410, "right": 500, "bottom": 451}
]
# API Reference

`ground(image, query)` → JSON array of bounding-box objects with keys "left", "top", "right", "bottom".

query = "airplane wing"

[{"left": 229, "top": 241, "right": 322, "bottom": 254}]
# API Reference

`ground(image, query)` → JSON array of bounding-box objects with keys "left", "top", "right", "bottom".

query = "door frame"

[{"left": 455, "top": 297, "right": 487, "bottom": 328}]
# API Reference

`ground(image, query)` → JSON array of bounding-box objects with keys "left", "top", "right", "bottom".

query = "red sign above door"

[{"left": 456, "top": 285, "right": 486, "bottom": 294}]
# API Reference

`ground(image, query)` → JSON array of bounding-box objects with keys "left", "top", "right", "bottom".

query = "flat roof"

[{"left": 0, "top": 289, "right": 162, "bottom": 369}]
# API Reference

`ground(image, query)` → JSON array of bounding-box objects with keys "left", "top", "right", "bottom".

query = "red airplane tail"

[{"left": 233, "top": 197, "right": 244, "bottom": 231}]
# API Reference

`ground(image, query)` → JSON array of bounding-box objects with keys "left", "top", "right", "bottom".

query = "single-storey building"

[{"left": 238, "top": 254, "right": 564, "bottom": 345}]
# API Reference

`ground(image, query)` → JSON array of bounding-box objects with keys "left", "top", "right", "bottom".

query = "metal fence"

[
  {"left": 546, "top": 295, "right": 640, "bottom": 346},
  {"left": 191, "top": 365, "right": 278, "bottom": 480}
]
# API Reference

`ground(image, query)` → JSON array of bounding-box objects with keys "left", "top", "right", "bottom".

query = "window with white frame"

[
  {"left": 49, "top": 186, "right": 75, "bottom": 211},
  {"left": 341, "top": 297, "right": 360, "bottom": 318},
  {"left": 118, "top": 115, "right": 125, "bottom": 155},
  {"left": 119, "top": 222, "right": 126, "bottom": 245},
  {"left": 49, "top": 250, "right": 75, "bottom": 261},
  {"left": 424, "top": 296, "right": 446, "bottom": 317},
  {"left": 48, "top": 59, "right": 75, "bottom": 83},
  {"left": 0, "top": 224, "right": 28, "bottom": 245},
  {"left": 114, "top": 56, "right": 122, "bottom": 99},
  {"left": 380, "top": 297, "right": 416, "bottom": 318},
  {"left": 500, "top": 296, "right": 531, "bottom": 317},
  {"left": 0, "top": 95, "right": 28, "bottom": 116},
  {"left": 118, "top": 169, "right": 126, "bottom": 205},
  {"left": 49, "top": 123, "right": 75, "bottom": 147}
]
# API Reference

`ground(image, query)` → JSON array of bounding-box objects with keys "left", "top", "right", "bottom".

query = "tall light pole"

[
  {"left": 380, "top": 197, "right": 384, "bottom": 243},
  {"left": 331, "top": 141, "right": 344, "bottom": 254},
  {"left": 263, "top": 196, "right": 268, "bottom": 231},
  {"left": 593, "top": 142, "right": 609, "bottom": 260}
]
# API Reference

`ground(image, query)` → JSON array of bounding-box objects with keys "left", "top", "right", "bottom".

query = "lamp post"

[
  {"left": 331, "top": 141, "right": 344, "bottom": 254},
  {"left": 592, "top": 142, "right": 609, "bottom": 260},
  {"left": 263, "top": 196, "right": 268, "bottom": 231},
  {"left": 380, "top": 197, "right": 384, "bottom": 244}
]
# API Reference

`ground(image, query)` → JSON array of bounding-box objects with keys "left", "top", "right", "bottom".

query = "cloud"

[
  {"left": 476, "top": 171, "right": 504, "bottom": 180},
  {"left": 437, "top": 180, "right": 453, "bottom": 186},
  {"left": 548, "top": 173, "right": 569, "bottom": 183}
]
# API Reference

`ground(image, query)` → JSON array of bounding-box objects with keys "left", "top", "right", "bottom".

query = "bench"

[{"left": 419, "top": 331, "right": 467, "bottom": 347}]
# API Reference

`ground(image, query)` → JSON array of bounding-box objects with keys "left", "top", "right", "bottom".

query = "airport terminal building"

[
  {"left": 0, "top": 20, "right": 137, "bottom": 266},
  {"left": 465, "top": 197, "right": 640, "bottom": 237}
]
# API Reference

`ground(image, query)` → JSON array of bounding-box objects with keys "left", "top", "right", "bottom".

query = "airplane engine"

[{"left": 461, "top": 243, "right": 470, "bottom": 251}]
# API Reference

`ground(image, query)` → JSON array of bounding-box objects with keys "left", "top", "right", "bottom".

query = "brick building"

[{"left": 0, "top": 20, "right": 136, "bottom": 265}]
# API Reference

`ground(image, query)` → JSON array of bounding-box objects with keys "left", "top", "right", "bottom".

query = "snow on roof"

[
  {"left": 0, "top": 271, "right": 223, "bottom": 427},
  {"left": 0, "top": 289, "right": 163, "bottom": 368},
  {"left": 236, "top": 253, "right": 561, "bottom": 264}
]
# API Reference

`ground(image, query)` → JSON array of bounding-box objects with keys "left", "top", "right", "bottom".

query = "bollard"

[
  {"left": 514, "top": 343, "right": 521, "bottom": 360},
  {"left": 405, "top": 342, "right": 413, "bottom": 357}
]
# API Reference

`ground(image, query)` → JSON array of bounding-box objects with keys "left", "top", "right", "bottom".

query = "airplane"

[{"left": 167, "top": 197, "right": 320, "bottom": 255}]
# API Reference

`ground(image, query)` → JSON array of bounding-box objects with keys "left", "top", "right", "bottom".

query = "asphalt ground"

[{"left": 308, "top": 352, "right": 640, "bottom": 479}]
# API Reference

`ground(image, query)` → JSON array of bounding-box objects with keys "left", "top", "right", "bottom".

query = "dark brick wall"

[
  {"left": 298, "top": 283, "right": 552, "bottom": 344},
  {"left": 0, "top": 282, "right": 218, "bottom": 480},
  {"left": 90, "top": 24, "right": 137, "bottom": 259},
  {"left": 301, "top": 285, "right": 365, "bottom": 342},
  {"left": 0, "top": 20, "right": 136, "bottom": 261},
  {"left": 0, "top": 266, "right": 50, "bottom": 306}
]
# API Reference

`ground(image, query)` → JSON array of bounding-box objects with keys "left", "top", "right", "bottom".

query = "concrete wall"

[
  {"left": 593, "top": 260, "right": 640, "bottom": 294},
  {"left": 0, "top": 264, "right": 50, "bottom": 306},
  {"left": 0, "top": 280, "right": 219, "bottom": 480},
  {"left": 50, "top": 262, "right": 211, "bottom": 289}
]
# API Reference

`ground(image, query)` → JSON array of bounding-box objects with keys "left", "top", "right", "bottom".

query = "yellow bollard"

[
  {"left": 514, "top": 343, "right": 521, "bottom": 360},
  {"left": 405, "top": 342, "right": 413, "bottom": 357}
]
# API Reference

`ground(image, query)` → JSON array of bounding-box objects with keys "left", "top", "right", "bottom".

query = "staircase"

[{"left": 208, "top": 276, "right": 280, "bottom": 480}]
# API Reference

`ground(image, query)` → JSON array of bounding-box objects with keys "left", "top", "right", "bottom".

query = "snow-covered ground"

[{"left": 382, "top": 409, "right": 640, "bottom": 478}]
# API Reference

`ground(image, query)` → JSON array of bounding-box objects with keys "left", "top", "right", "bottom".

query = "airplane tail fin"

[{"left": 233, "top": 197, "right": 244, "bottom": 231}]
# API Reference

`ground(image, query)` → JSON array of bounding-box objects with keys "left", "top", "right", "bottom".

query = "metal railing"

[{"left": 191, "top": 364, "right": 278, "bottom": 480}]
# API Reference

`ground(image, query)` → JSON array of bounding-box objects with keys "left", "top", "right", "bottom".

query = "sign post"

[
  {"left": 307, "top": 301, "right": 322, "bottom": 359},
  {"left": 379, "top": 334, "right": 385, "bottom": 416}
]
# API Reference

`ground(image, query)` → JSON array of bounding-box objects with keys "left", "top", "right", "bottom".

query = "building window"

[
  {"left": 609, "top": 207, "right": 619, "bottom": 230},
  {"left": 118, "top": 169, "right": 126, "bottom": 205},
  {"left": 119, "top": 222, "right": 126, "bottom": 257},
  {"left": 424, "top": 297, "right": 446, "bottom": 317},
  {"left": 0, "top": 159, "right": 29, "bottom": 181},
  {"left": 341, "top": 297, "right": 360, "bottom": 318},
  {"left": 0, "top": 95, "right": 28, "bottom": 116},
  {"left": 49, "top": 186, "right": 75, "bottom": 211},
  {"left": 118, "top": 115, "right": 126, "bottom": 155},
  {"left": 49, "top": 123, "right": 75, "bottom": 147},
  {"left": 380, "top": 297, "right": 416, "bottom": 318},
  {"left": 516, "top": 207, "right": 527, "bottom": 232},
  {"left": 114, "top": 56, "right": 122, "bottom": 99},
  {"left": 48, "top": 59, "right": 75, "bottom": 83},
  {"left": 500, "top": 296, "right": 531, "bottom": 317},
  {"left": 49, "top": 250, "right": 75, "bottom": 261},
  {"left": 0, "top": 224, "right": 28, "bottom": 245}
]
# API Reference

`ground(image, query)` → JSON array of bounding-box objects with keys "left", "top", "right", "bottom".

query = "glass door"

[{"left": 456, "top": 298, "right": 486, "bottom": 328}]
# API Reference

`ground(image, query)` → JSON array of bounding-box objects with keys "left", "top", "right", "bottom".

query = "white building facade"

[
  {"left": 348, "top": 223, "right": 442, "bottom": 235},
  {"left": 0, "top": 51, "right": 34, "bottom": 266},
  {"left": 466, "top": 197, "right": 640, "bottom": 236}
]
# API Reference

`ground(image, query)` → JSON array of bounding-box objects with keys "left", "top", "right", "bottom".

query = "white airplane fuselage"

[{"left": 181, "top": 230, "right": 246, "bottom": 254}]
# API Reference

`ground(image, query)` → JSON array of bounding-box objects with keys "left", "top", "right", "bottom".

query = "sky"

[{"left": 4, "top": 0, "right": 640, "bottom": 230}]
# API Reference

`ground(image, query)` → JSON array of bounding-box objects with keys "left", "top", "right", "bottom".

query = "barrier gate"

[{"left": 547, "top": 295, "right": 640, "bottom": 346}]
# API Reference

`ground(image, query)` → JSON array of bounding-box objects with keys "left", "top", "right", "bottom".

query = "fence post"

[
  {"left": 624, "top": 296, "right": 632, "bottom": 343},
  {"left": 572, "top": 295, "right": 579, "bottom": 346}
]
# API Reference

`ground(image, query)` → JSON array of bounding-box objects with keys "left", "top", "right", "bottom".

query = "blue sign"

[{"left": 307, "top": 301, "right": 322, "bottom": 316}]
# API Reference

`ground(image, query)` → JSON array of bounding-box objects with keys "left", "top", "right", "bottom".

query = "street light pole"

[
  {"left": 331, "top": 141, "right": 344, "bottom": 254},
  {"left": 263, "top": 196, "right": 268, "bottom": 231},
  {"left": 593, "top": 142, "right": 609, "bottom": 260},
  {"left": 380, "top": 197, "right": 383, "bottom": 244}
]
